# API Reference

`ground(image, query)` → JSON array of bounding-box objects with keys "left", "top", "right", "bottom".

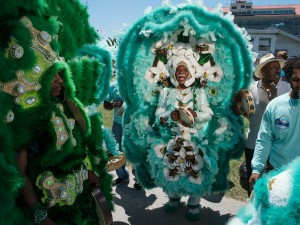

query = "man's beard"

[{"left": 292, "top": 89, "right": 300, "bottom": 99}]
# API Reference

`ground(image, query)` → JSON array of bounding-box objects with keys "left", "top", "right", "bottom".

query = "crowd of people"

[
  {"left": 228, "top": 55, "right": 300, "bottom": 225},
  {"left": 105, "top": 50, "right": 300, "bottom": 223},
  {"left": 0, "top": 1, "right": 299, "bottom": 225},
  {"left": 249, "top": 55, "right": 300, "bottom": 185},
  {"left": 243, "top": 53, "right": 291, "bottom": 196}
]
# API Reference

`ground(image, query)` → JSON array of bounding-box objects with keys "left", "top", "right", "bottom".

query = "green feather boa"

[{"left": 0, "top": 1, "right": 113, "bottom": 224}]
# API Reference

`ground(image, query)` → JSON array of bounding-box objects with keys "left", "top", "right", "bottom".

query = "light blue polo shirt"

[{"left": 252, "top": 93, "right": 300, "bottom": 174}]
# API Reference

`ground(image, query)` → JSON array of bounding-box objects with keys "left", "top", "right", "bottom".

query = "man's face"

[
  {"left": 290, "top": 68, "right": 300, "bottom": 99},
  {"left": 50, "top": 73, "right": 63, "bottom": 97},
  {"left": 175, "top": 65, "right": 189, "bottom": 85},
  {"left": 262, "top": 61, "right": 281, "bottom": 84}
]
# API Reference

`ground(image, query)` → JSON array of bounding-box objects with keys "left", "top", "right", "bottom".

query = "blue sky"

[{"left": 80, "top": 0, "right": 299, "bottom": 38}]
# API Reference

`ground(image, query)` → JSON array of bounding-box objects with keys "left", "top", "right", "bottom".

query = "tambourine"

[
  {"left": 106, "top": 152, "right": 126, "bottom": 172},
  {"left": 236, "top": 89, "right": 256, "bottom": 117},
  {"left": 92, "top": 187, "right": 113, "bottom": 225},
  {"left": 177, "top": 108, "right": 194, "bottom": 127}
]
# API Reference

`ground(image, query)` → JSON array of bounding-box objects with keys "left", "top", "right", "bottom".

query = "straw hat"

[{"left": 254, "top": 53, "right": 285, "bottom": 79}]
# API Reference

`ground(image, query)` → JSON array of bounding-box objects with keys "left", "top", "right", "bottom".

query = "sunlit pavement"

[{"left": 110, "top": 170, "right": 245, "bottom": 225}]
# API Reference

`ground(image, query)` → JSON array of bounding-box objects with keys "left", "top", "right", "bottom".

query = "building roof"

[
  {"left": 247, "top": 26, "right": 300, "bottom": 42},
  {"left": 222, "top": 4, "right": 300, "bottom": 15},
  {"left": 267, "top": 26, "right": 300, "bottom": 42},
  {"left": 254, "top": 5, "right": 300, "bottom": 15}
]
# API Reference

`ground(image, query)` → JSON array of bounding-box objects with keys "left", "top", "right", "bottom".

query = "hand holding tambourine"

[
  {"left": 89, "top": 173, "right": 113, "bottom": 225},
  {"left": 171, "top": 108, "right": 195, "bottom": 127},
  {"left": 171, "top": 109, "right": 180, "bottom": 121},
  {"left": 113, "top": 99, "right": 123, "bottom": 108},
  {"left": 234, "top": 89, "right": 256, "bottom": 117}
]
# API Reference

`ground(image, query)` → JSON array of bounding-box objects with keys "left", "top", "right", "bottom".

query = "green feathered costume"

[{"left": 0, "top": 1, "right": 113, "bottom": 224}]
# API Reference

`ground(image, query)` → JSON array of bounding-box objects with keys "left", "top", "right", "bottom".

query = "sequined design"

[
  {"left": 0, "top": 70, "right": 41, "bottom": 106},
  {"left": 0, "top": 70, "right": 41, "bottom": 96},
  {"left": 208, "top": 86, "right": 218, "bottom": 96},
  {"left": 9, "top": 43, "right": 24, "bottom": 59},
  {"left": 5, "top": 111, "right": 15, "bottom": 123},
  {"left": 51, "top": 112, "right": 69, "bottom": 150},
  {"left": 51, "top": 103, "right": 77, "bottom": 150},
  {"left": 20, "top": 17, "right": 57, "bottom": 63},
  {"left": 4, "top": 37, "right": 24, "bottom": 59},
  {"left": 1, "top": 17, "right": 59, "bottom": 109},
  {"left": 36, "top": 166, "right": 88, "bottom": 207}
]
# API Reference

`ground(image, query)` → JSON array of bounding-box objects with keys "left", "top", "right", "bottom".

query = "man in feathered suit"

[{"left": 0, "top": 1, "right": 113, "bottom": 224}]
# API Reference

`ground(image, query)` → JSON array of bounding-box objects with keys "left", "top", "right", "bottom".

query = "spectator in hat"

[
  {"left": 244, "top": 53, "right": 291, "bottom": 196},
  {"left": 250, "top": 56, "right": 300, "bottom": 187}
]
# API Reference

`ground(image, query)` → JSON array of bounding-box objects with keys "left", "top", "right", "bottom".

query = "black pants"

[
  {"left": 245, "top": 147, "right": 254, "bottom": 197},
  {"left": 245, "top": 147, "right": 274, "bottom": 197}
]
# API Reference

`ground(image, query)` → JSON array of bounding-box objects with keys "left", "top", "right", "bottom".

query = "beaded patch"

[
  {"left": 0, "top": 70, "right": 41, "bottom": 107},
  {"left": 51, "top": 112, "right": 69, "bottom": 150},
  {"left": 5, "top": 111, "right": 15, "bottom": 123},
  {"left": 1, "top": 16, "right": 59, "bottom": 109},
  {"left": 51, "top": 103, "right": 77, "bottom": 150},
  {"left": 36, "top": 166, "right": 88, "bottom": 207},
  {"left": 20, "top": 16, "right": 57, "bottom": 63}
]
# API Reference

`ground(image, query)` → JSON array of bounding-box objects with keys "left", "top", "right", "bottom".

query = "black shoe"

[
  {"left": 163, "top": 198, "right": 180, "bottom": 213},
  {"left": 185, "top": 204, "right": 201, "bottom": 221},
  {"left": 133, "top": 182, "right": 143, "bottom": 190},
  {"left": 112, "top": 177, "right": 129, "bottom": 186}
]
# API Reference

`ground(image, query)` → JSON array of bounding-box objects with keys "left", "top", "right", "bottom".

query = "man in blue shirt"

[
  {"left": 104, "top": 80, "right": 129, "bottom": 185},
  {"left": 250, "top": 56, "right": 300, "bottom": 187},
  {"left": 104, "top": 80, "right": 142, "bottom": 190},
  {"left": 244, "top": 53, "right": 290, "bottom": 196}
]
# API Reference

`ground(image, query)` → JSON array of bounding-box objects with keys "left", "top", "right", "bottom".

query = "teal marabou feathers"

[
  {"left": 229, "top": 157, "right": 300, "bottom": 225},
  {"left": 117, "top": 2, "right": 255, "bottom": 193}
]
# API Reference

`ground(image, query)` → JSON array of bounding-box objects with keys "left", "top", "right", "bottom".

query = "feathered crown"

[{"left": 144, "top": 27, "right": 224, "bottom": 89}]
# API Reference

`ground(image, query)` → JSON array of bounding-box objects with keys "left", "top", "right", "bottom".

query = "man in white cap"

[{"left": 244, "top": 53, "right": 291, "bottom": 196}]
